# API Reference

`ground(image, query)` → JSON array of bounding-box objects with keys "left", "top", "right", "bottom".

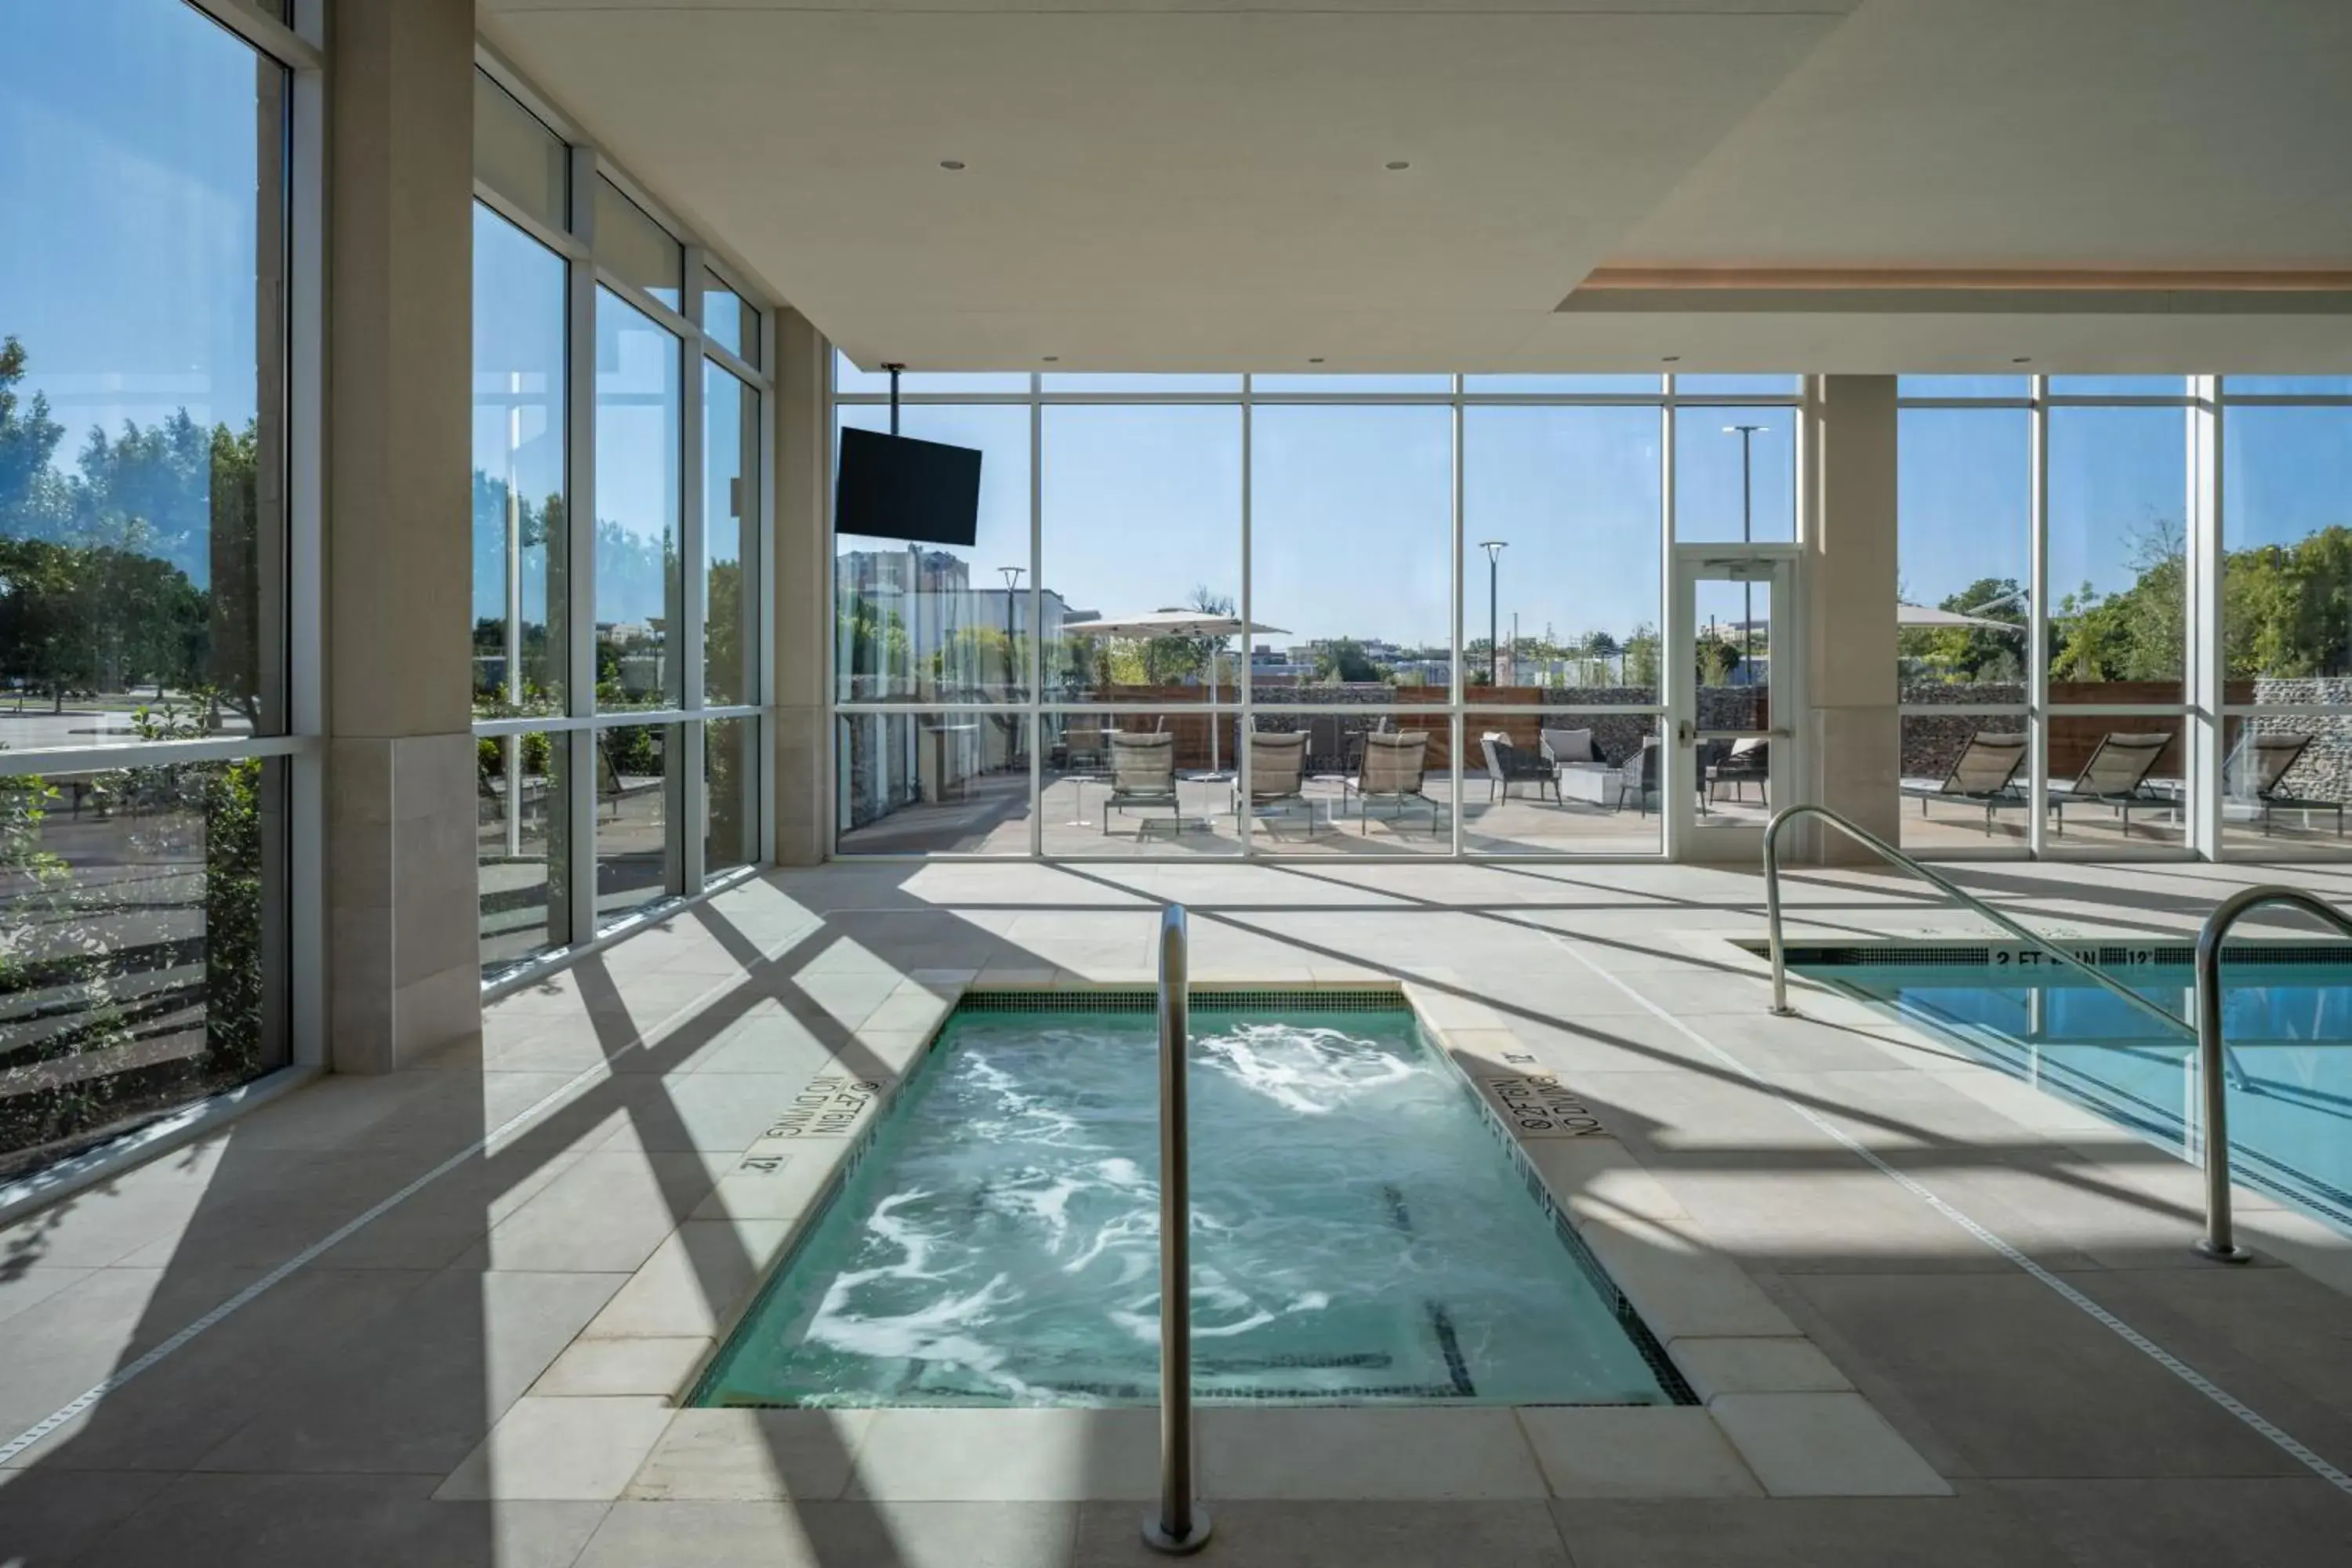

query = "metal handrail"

[
  {"left": 2193, "top": 885, "right": 2352, "bottom": 1264},
  {"left": 1762, "top": 804, "right": 2194, "bottom": 1050},
  {"left": 1143, "top": 905, "right": 1210, "bottom": 1555}
]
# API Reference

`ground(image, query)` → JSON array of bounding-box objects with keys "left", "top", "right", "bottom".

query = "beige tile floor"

[{"left": 7, "top": 858, "right": 2352, "bottom": 1563}]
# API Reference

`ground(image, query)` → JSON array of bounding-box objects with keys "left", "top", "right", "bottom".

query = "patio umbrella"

[
  {"left": 1897, "top": 602, "right": 2017, "bottom": 630},
  {"left": 1063, "top": 610, "right": 1290, "bottom": 775}
]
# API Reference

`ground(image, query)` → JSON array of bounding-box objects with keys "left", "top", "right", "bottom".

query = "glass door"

[{"left": 1670, "top": 550, "right": 1798, "bottom": 855}]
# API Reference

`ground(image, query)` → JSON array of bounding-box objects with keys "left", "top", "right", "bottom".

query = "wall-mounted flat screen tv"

[{"left": 835, "top": 427, "right": 983, "bottom": 546}]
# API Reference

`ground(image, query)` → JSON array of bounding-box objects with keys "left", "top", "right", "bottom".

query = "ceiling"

[{"left": 481, "top": 0, "right": 2352, "bottom": 372}]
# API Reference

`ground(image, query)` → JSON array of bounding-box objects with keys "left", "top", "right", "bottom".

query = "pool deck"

[{"left": 8, "top": 858, "right": 2352, "bottom": 1564}]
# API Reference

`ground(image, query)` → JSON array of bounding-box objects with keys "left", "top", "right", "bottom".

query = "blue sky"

[{"left": 9, "top": 3, "right": 2349, "bottom": 652}]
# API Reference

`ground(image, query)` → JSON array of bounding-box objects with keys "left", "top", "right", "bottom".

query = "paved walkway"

[{"left": 5, "top": 858, "right": 2352, "bottom": 1565}]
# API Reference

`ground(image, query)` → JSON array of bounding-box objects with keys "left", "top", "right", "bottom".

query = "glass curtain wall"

[
  {"left": 0, "top": 0, "right": 301, "bottom": 1175},
  {"left": 1898, "top": 375, "right": 2352, "bottom": 859},
  {"left": 2220, "top": 378, "right": 2352, "bottom": 854},
  {"left": 471, "top": 67, "right": 769, "bottom": 977},
  {"left": 831, "top": 365, "right": 1797, "bottom": 857}
]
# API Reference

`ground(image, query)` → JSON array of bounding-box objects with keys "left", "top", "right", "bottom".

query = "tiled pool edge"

[{"left": 558, "top": 973, "right": 1951, "bottom": 1501}]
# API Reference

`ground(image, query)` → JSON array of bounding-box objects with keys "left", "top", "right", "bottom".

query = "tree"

[
  {"left": 1621, "top": 622, "right": 1661, "bottom": 689},
  {"left": 1697, "top": 636, "right": 1742, "bottom": 687},
  {"left": 1313, "top": 637, "right": 1384, "bottom": 683},
  {"left": 2053, "top": 521, "right": 2186, "bottom": 683}
]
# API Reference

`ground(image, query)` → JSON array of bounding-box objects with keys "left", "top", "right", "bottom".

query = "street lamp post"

[
  {"left": 999, "top": 565, "right": 1025, "bottom": 768},
  {"left": 1723, "top": 426, "right": 1767, "bottom": 681},
  {"left": 1479, "top": 541, "right": 1508, "bottom": 685}
]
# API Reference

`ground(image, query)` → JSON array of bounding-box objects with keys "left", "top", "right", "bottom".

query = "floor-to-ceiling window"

[
  {"left": 829, "top": 367, "right": 1801, "bottom": 858},
  {"left": 2220, "top": 376, "right": 2352, "bottom": 855},
  {"left": 471, "top": 64, "right": 770, "bottom": 978},
  {"left": 1897, "top": 374, "right": 2352, "bottom": 861},
  {"left": 0, "top": 0, "right": 307, "bottom": 1175}
]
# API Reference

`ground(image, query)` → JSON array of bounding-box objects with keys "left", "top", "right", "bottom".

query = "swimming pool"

[
  {"left": 695, "top": 994, "right": 1686, "bottom": 1409},
  {"left": 1793, "top": 950, "right": 2352, "bottom": 1232}
]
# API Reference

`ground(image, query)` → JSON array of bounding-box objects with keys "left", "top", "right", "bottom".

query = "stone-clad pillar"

[
  {"left": 324, "top": 0, "right": 480, "bottom": 1069},
  {"left": 1804, "top": 376, "right": 1901, "bottom": 862},
  {"left": 771, "top": 310, "right": 833, "bottom": 865}
]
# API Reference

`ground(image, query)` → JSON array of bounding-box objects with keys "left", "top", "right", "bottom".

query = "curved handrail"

[
  {"left": 2193, "top": 886, "right": 2352, "bottom": 1264},
  {"left": 1762, "top": 804, "right": 2196, "bottom": 1047}
]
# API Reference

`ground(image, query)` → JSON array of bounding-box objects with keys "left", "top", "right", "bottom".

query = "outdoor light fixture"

[{"left": 1479, "top": 541, "right": 1508, "bottom": 685}]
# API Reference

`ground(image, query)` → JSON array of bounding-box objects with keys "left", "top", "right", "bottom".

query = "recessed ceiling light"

[
  {"left": 1385, "top": 161, "right": 1410, "bottom": 171},
  {"left": 2012, "top": 356, "right": 2031, "bottom": 364},
  {"left": 1042, "top": 355, "right": 1059, "bottom": 363},
  {"left": 1662, "top": 355, "right": 1681, "bottom": 363},
  {"left": 938, "top": 159, "right": 966, "bottom": 171},
  {"left": 1308, "top": 357, "right": 1326, "bottom": 365}
]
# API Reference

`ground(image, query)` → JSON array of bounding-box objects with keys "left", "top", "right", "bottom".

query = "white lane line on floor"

[
  {"left": 0, "top": 981, "right": 739, "bottom": 1466},
  {"left": 1546, "top": 936, "right": 2352, "bottom": 1498}
]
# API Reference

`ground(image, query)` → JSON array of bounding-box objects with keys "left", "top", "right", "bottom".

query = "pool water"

[
  {"left": 695, "top": 1001, "right": 1682, "bottom": 1408},
  {"left": 1798, "top": 959, "right": 2352, "bottom": 1230}
]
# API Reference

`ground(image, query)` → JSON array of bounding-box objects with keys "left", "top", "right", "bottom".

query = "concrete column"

[
  {"left": 772, "top": 310, "right": 833, "bottom": 865},
  {"left": 324, "top": 0, "right": 480, "bottom": 1070},
  {"left": 1804, "top": 376, "right": 1901, "bottom": 862}
]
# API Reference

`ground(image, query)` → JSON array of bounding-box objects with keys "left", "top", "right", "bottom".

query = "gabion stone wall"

[
  {"left": 1900, "top": 682, "right": 2027, "bottom": 782},
  {"left": 2246, "top": 679, "right": 2352, "bottom": 804}
]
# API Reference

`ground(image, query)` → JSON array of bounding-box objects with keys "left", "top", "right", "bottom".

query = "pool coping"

[{"left": 517, "top": 971, "right": 1953, "bottom": 1503}]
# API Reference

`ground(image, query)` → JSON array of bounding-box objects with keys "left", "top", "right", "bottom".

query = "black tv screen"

[{"left": 835, "top": 427, "right": 983, "bottom": 547}]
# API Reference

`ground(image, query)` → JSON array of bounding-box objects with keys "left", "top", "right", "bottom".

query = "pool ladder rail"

[
  {"left": 1760, "top": 805, "right": 2352, "bottom": 1265},
  {"left": 1145, "top": 902, "right": 1210, "bottom": 1556}
]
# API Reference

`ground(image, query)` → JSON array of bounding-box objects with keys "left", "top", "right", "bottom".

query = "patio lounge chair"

[
  {"left": 1235, "top": 730, "right": 1317, "bottom": 837},
  {"left": 2223, "top": 731, "right": 2344, "bottom": 837},
  {"left": 1479, "top": 731, "right": 1559, "bottom": 804},
  {"left": 1104, "top": 731, "right": 1182, "bottom": 837},
  {"left": 1342, "top": 731, "right": 1443, "bottom": 835},
  {"left": 1900, "top": 730, "right": 2027, "bottom": 835},
  {"left": 2048, "top": 731, "right": 2172, "bottom": 836},
  {"left": 1707, "top": 737, "right": 1769, "bottom": 805}
]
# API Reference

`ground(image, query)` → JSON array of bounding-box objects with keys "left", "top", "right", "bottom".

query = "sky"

[{"left": 6, "top": 3, "right": 2349, "bottom": 656}]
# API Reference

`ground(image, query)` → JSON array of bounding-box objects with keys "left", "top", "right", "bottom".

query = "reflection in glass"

[
  {"left": 1898, "top": 408, "right": 2030, "bottom": 693},
  {"left": 1464, "top": 712, "right": 1661, "bottom": 854},
  {"left": 596, "top": 723, "right": 673, "bottom": 924},
  {"left": 473, "top": 71, "right": 568, "bottom": 230},
  {"left": 594, "top": 176, "right": 681, "bottom": 307},
  {"left": 2047, "top": 406, "right": 2188, "bottom": 700},
  {"left": 833, "top": 405, "right": 1029, "bottom": 703},
  {"left": 1463, "top": 408, "right": 1661, "bottom": 702},
  {"left": 702, "top": 365, "right": 758, "bottom": 706},
  {"left": 1254, "top": 407, "right": 1453, "bottom": 700},
  {"left": 595, "top": 289, "right": 681, "bottom": 710},
  {"left": 473, "top": 205, "right": 568, "bottom": 720},
  {"left": 705, "top": 717, "right": 757, "bottom": 877},
  {"left": 1042, "top": 405, "right": 1241, "bottom": 705},
  {"left": 1675, "top": 409, "right": 1795, "bottom": 545},
  {"left": 477, "top": 728, "right": 570, "bottom": 973},
  {"left": 0, "top": 0, "right": 284, "bottom": 748},
  {"left": 0, "top": 757, "right": 282, "bottom": 1178},
  {"left": 837, "top": 710, "right": 1033, "bottom": 855}
]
